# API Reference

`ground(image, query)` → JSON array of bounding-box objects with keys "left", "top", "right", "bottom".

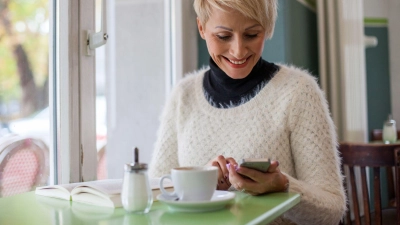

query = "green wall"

[
  {"left": 365, "top": 27, "right": 391, "bottom": 134},
  {"left": 365, "top": 26, "right": 391, "bottom": 209},
  {"left": 278, "top": 0, "right": 319, "bottom": 76}
]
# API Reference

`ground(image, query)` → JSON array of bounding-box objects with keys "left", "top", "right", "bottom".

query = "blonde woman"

[{"left": 149, "top": 1, "right": 346, "bottom": 224}]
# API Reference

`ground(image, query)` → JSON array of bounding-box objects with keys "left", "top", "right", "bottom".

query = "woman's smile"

[{"left": 224, "top": 55, "right": 252, "bottom": 68}]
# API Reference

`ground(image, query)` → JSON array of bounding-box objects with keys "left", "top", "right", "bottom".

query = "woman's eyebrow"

[
  {"left": 215, "top": 26, "right": 233, "bottom": 31},
  {"left": 215, "top": 24, "right": 262, "bottom": 31}
]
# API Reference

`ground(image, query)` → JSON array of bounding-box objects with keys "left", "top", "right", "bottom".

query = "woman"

[{"left": 149, "top": 0, "right": 346, "bottom": 224}]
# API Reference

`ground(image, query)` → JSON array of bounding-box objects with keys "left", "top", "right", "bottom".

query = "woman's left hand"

[{"left": 228, "top": 160, "right": 288, "bottom": 195}]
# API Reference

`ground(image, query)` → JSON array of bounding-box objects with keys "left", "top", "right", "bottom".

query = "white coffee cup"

[{"left": 159, "top": 166, "right": 218, "bottom": 202}]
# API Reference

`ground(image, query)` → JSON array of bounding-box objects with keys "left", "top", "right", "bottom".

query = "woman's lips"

[{"left": 224, "top": 55, "right": 251, "bottom": 68}]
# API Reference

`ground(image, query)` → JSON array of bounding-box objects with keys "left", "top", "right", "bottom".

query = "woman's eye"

[
  {"left": 216, "top": 35, "right": 231, "bottom": 41},
  {"left": 245, "top": 34, "right": 258, "bottom": 39}
]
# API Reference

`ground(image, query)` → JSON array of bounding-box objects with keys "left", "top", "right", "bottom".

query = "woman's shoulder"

[
  {"left": 273, "top": 64, "right": 329, "bottom": 107},
  {"left": 276, "top": 64, "right": 318, "bottom": 83},
  {"left": 274, "top": 64, "right": 321, "bottom": 91}
]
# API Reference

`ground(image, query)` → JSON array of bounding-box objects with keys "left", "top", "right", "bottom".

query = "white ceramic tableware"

[
  {"left": 157, "top": 190, "right": 235, "bottom": 212},
  {"left": 159, "top": 166, "right": 218, "bottom": 202}
]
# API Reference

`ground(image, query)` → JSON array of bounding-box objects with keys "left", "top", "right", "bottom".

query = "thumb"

[{"left": 267, "top": 160, "right": 279, "bottom": 172}]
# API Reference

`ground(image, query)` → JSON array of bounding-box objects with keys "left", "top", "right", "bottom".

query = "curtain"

[{"left": 316, "top": 0, "right": 368, "bottom": 221}]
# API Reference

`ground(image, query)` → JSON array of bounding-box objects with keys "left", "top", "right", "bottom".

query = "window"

[
  {"left": 0, "top": 0, "right": 198, "bottom": 196},
  {"left": 0, "top": 0, "right": 50, "bottom": 196}
]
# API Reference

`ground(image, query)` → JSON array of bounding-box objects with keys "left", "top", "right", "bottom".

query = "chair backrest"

[
  {"left": 339, "top": 142, "right": 400, "bottom": 225},
  {"left": 0, "top": 135, "right": 49, "bottom": 197},
  {"left": 370, "top": 129, "right": 400, "bottom": 206},
  {"left": 370, "top": 129, "right": 400, "bottom": 142},
  {"left": 97, "top": 145, "right": 107, "bottom": 180}
]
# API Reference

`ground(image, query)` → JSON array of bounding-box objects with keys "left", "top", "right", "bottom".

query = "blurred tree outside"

[{"left": 0, "top": 0, "right": 49, "bottom": 121}]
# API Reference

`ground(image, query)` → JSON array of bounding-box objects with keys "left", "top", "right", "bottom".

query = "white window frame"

[
  {"left": 51, "top": 0, "right": 97, "bottom": 184},
  {"left": 51, "top": 0, "right": 197, "bottom": 184}
]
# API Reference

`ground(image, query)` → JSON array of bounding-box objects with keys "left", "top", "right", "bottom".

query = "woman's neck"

[{"left": 203, "top": 57, "right": 279, "bottom": 108}]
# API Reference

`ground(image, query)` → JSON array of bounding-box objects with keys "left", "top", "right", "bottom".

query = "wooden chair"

[
  {"left": 97, "top": 145, "right": 107, "bottom": 180},
  {"left": 370, "top": 129, "right": 400, "bottom": 207},
  {"left": 0, "top": 134, "right": 49, "bottom": 197},
  {"left": 339, "top": 142, "right": 400, "bottom": 225}
]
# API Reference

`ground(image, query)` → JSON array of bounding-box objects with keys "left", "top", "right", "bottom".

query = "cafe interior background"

[{"left": 0, "top": 0, "right": 399, "bottom": 210}]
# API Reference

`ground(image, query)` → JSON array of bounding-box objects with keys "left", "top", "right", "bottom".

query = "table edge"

[{"left": 246, "top": 193, "right": 301, "bottom": 225}]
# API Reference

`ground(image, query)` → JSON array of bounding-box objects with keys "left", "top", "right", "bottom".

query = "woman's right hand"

[{"left": 206, "top": 155, "right": 238, "bottom": 190}]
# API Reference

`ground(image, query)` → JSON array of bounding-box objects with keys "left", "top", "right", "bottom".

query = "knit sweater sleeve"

[
  {"left": 284, "top": 72, "right": 346, "bottom": 225},
  {"left": 148, "top": 85, "right": 181, "bottom": 179}
]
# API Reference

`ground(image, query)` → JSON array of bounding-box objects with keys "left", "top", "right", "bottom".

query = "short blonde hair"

[{"left": 193, "top": 0, "right": 278, "bottom": 39}]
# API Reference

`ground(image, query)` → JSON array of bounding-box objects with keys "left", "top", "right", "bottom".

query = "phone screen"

[{"left": 239, "top": 159, "right": 270, "bottom": 173}]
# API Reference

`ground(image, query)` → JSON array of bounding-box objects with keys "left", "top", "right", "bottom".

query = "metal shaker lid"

[
  {"left": 124, "top": 162, "right": 148, "bottom": 171},
  {"left": 385, "top": 114, "right": 396, "bottom": 126},
  {"left": 124, "top": 147, "right": 147, "bottom": 171}
]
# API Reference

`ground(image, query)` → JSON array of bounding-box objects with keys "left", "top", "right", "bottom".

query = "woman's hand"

[
  {"left": 206, "top": 155, "right": 238, "bottom": 190},
  {"left": 228, "top": 160, "right": 288, "bottom": 195}
]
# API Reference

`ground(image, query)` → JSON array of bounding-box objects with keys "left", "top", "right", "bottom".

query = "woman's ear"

[{"left": 197, "top": 17, "right": 206, "bottom": 39}]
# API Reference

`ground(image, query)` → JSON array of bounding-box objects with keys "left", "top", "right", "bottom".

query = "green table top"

[{"left": 0, "top": 191, "right": 300, "bottom": 225}]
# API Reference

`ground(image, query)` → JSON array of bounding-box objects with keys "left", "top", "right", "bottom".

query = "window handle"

[{"left": 86, "top": 0, "right": 108, "bottom": 56}]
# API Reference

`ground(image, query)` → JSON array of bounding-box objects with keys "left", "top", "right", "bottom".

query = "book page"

[
  {"left": 72, "top": 192, "right": 121, "bottom": 208},
  {"left": 35, "top": 183, "right": 79, "bottom": 200},
  {"left": 70, "top": 179, "right": 123, "bottom": 196}
]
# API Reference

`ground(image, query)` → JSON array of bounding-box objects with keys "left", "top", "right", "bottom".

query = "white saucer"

[{"left": 157, "top": 190, "right": 235, "bottom": 213}]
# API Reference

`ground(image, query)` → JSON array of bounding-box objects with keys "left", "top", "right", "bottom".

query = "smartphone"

[{"left": 239, "top": 158, "right": 271, "bottom": 173}]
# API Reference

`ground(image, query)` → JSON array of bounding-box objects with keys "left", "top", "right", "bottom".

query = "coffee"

[{"left": 159, "top": 166, "right": 218, "bottom": 201}]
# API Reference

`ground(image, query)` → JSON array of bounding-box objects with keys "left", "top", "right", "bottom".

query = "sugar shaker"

[
  {"left": 383, "top": 114, "right": 397, "bottom": 144},
  {"left": 121, "top": 147, "right": 153, "bottom": 213}
]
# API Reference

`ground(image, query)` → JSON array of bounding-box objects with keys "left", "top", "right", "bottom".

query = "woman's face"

[{"left": 197, "top": 7, "right": 266, "bottom": 79}]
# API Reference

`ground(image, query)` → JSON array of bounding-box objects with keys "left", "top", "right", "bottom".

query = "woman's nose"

[{"left": 229, "top": 37, "right": 248, "bottom": 59}]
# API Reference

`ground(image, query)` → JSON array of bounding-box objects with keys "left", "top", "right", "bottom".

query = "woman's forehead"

[{"left": 205, "top": 7, "right": 261, "bottom": 30}]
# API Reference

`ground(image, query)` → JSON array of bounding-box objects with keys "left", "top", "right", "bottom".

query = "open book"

[{"left": 35, "top": 178, "right": 173, "bottom": 208}]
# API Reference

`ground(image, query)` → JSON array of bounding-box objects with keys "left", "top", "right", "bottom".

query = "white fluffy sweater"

[{"left": 149, "top": 64, "right": 346, "bottom": 225}]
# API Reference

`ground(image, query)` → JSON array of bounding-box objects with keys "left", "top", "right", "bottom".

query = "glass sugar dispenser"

[
  {"left": 383, "top": 114, "right": 397, "bottom": 144},
  {"left": 121, "top": 147, "right": 153, "bottom": 213}
]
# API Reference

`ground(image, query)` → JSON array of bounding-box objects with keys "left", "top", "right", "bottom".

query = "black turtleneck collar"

[{"left": 203, "top": 57, "right": 279, "bottom": 108}]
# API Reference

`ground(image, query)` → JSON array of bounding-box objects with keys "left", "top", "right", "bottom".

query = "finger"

[
  {"left": 211, "top": 160, "right": 225, "bottom": 184},
  {"left": 236, "top": 166, "right": 263, "bottom": 183},
  {"left": 217, "top": 181, "right": 231, "bottom": 190},
  {"left": 211, "top": 157, "right": 233, "bottom": 190},
  {"left": 234, "top": 166, "right": 272, "bottom": 195},
  {"left": 228, "top": 163, "right": 250, "bottom": 190},
  {"left": 233, "top": 176, "right": 265, "bottom": 195},
  {"left": 215, "top": 155, "right": 230, "bottom": 179},
  {"left": 225, "top": 157, "right": 238, "bottom": 166},
  {"left": 267, "top": 160, "right": 280, "bottom": 173}
]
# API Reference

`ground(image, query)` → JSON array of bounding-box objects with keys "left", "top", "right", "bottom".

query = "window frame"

[
  {"left": 51, "top": 0, "right": 197, "bottom": 183},
  {"left": 51, "top": 0, "right": 97, "bottom": 184}
]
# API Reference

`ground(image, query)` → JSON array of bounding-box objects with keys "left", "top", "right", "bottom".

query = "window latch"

[{"left": 86, "top": 0, "right": 108, "bottom": 56}]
